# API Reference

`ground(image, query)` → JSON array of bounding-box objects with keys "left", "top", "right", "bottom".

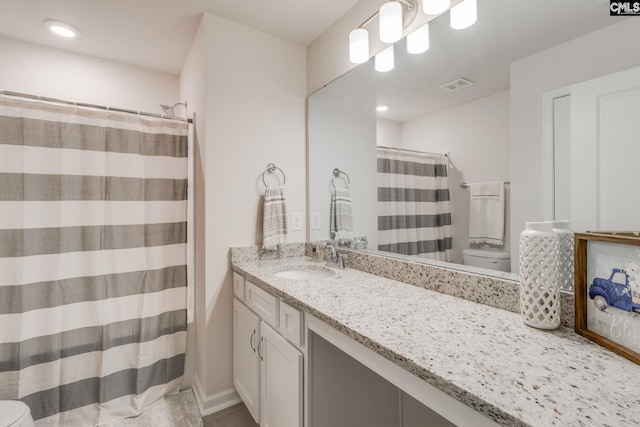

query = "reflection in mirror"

[
  {"left": 329, "top": 168, "right": 355, "bottom": 242},
  {"left": 376, "top": 146, "right": 452, "bottom": 261},
  {"left": 308, "top": 62, "right": 377, "bottom": 247},
  {"left": 308, "top": 0, "right": 626, "bottom": 281}
]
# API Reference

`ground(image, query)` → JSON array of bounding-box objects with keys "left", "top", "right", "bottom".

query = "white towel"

[
  {"left": 330, "top": 187, "right": 354, "bottom": 241},
  {"left": 263, "top": 186, "right": 288, "bottom": 250},
  {"left": 468, "top": 182, "right": 505, "bottom": 245}
]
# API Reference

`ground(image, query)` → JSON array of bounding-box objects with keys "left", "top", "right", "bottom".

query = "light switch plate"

[
  {"left": 291, "top": 212, "right": 302, "bottom": 231},
  {"left": 311, "top": 212, "right": 320, "bottom": 230}
]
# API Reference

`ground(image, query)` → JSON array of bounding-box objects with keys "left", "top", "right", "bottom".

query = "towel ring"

[
  {"left": 331, "top": 168, "right": 350, "bottom": 190},
  {"left": 262, "top": 163, "right": 286, "bottom": 187}
]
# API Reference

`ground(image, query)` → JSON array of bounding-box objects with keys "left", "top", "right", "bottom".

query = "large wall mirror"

[{"left": 308, "top": 0, "right": 635, "bottom": 282}]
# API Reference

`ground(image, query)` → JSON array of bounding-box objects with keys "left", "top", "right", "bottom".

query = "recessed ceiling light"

[
  {"left": 376, "top": 104, "right": 390, "bottom": 112},
  {"left": 43, "top": 19, "right": 80, "bottom": 38}
]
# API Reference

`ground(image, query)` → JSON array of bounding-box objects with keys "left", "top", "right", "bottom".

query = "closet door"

[
  {"left": 571, "top": 66, "right": 640, "bottom": 231},
  {"left": 260, "top": 322, "right": 303, "bottom": 427},
  {"left": 233, "top": 299, "right": 261, "bottom": 423}
]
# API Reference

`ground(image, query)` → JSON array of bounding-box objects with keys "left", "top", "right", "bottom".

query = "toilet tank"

[{"left": 462, "top": 249, "right": 511, "bottom": 272}]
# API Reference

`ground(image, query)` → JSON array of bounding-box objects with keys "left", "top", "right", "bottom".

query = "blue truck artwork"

[{"left": 589, "top": 268, "right": 640, "bottom": 313}]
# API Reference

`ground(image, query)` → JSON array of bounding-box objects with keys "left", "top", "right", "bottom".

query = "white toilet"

[
  {"left": 462, "top": 249, "right": 511, "bottom": 272},
  {"left": 0, "top": 401, "right": 34, "bottom": 427}
]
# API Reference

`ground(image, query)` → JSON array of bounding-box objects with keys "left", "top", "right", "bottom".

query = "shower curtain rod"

[
  {"left": 378, "top": 145, "right": 448, "bottom": 157},
  {"left": 0, "top": 90, "right": 193, "bottom": 124}
]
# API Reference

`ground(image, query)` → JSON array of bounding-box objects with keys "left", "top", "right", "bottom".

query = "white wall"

[
  {"left": 376, "top": 118, "right": 402, "bottom": 148},
  {"left": 179, "top": 20, "right": 206, "bottom": 391},
  {"left": 308, "top": 62, "right": 377, "bottom": 246},
  {"left": 510, "top": 18, "right": 640, "bottom": 272},
  {"left": 0, "top": 37, "right": 178, "bottom": 112},
  {"left": 401, "top": 91, "right": 510, "bottom": 264},
  {"left": 179, "top": 13, "right": 307, "bottom": 408}
]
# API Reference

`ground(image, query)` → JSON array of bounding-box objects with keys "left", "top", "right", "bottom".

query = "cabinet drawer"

[
  {"left": 279, "top": 300, "right": 303, "bottom": 347},
  {"left": 246, "top": 280, "right": 278, "bottom": 328},
  {"left": 233, "top": 272, "right": 245, "bottom": 301}
]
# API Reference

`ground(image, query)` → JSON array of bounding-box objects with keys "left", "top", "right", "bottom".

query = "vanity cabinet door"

[
  {"left": 233, "top": 299, "right": 261, "bottom": 423},
  {"left": 260, "top": 321, "right": 303, "bottom": 427}
]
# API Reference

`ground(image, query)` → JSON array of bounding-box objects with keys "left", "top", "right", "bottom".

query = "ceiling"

[
  {"left": 371, "top": 0, "right": 622, "bottom": 122},
  {"left": 0, "top": 0, "right": 624, "bottom": 112},
  {"left": 0, "top": 0, "right": 360, "bottom": 74}
]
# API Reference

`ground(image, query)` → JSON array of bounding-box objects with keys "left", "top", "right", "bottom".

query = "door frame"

[{"left": 541, "top": 86, "right": 570, "bottom": 221}]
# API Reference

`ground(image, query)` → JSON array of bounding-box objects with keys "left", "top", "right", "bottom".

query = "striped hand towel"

[
  {"left": 468, "top": 181, "right": 505, "bottom": 245},
  {"left": 263, "top": 186, "right": 288, "bottom": 250},
  {"left": 330, "top": 187, "right": 354, "bottom": 241}
]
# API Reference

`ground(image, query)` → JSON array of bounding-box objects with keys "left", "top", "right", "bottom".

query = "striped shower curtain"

[
  {"left": 377, "top": 147, "right": 452, "bottom": 261},
  {"left": 0, "top": 96, "right": 188, "bottom": 425}
]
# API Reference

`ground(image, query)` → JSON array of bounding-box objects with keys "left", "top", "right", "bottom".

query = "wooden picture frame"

[{"left": 575, "top": 232, "right": 640, "bottom": 365}]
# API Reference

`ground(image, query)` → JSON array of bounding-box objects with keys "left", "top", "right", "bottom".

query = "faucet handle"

[{"left": 337, "top": 253, "right": 348, "bottom": 268}]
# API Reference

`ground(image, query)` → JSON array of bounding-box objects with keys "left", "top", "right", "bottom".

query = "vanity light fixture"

[
  {"left": 423, "top": 0, "right": 450, "bottom": 15},
  {"left": 407, "top": 23, "right": 430, "bottom": 54},
  {"left": 375, "top": 45, "right": 395, "bottom": 72},
  {"left": 349, "top": 28, "right": 370, "bottom": 64},
  {"left": 348, "top": 0, "right": 417, "bottom": 64},
  {"left": 379, "top": 1, "right": 403, "bottom": 43},
  {"left": 450, "top": 0, "right": 477, "bottom": 30},
  {"left": 376, "top": 104, "right": 390, "bottom": 112},
  {"left": 43, "top": 19, "right": 80, "bottom": 38},
  {"left": 349, "top": 0, "right": 476, "bottom": 66}
]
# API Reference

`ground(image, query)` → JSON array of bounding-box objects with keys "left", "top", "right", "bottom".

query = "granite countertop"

[{"left": 232, "top": 257, "right": 640, "bottom": 427}]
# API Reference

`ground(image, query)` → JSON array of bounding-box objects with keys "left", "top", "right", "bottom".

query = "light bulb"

[
  {"left": 450, "top": 0, "right": 477, "bottom": 30},
  {"left": 375, "top": 45, "right": 394, "bottom": 72},
  {"left": 379, "top": 2, "right": 403, "bottom": 44},
  {"left": 407, "top": 23, "right": 429, "bottom": 54},
  {"left": 423, "top": 0, "right": 450, "bottom": 15},
  {"left": 349, "top": 28, "right": 369, "bottom": 64}
]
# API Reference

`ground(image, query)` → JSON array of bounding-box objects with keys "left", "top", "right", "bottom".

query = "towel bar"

[{"left": 262, "top": 163, "right": 286, "bottom": 187}]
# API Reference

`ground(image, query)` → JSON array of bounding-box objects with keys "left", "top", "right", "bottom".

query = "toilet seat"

[{"left": 0, "top": 401, "right": 33, "bottom": 427}]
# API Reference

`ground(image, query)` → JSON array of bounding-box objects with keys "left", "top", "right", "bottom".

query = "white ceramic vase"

[
  {"left": 519, "top": 222, "right": 561, "bottom": 330},
  {"left": 549, "top": 220, "right": 574, "bottom": 292}
]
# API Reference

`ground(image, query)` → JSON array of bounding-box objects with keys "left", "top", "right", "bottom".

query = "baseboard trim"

[{"left": 192, "top": 376, "right": 242, "bottom": 417}]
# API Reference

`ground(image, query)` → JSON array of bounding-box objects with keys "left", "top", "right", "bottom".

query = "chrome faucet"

[
  {"left": 319, "top": 241, "right": 348, "bottom": 269},
  {"left": 321, "top": 241, "right": 338, "bottom": 264}
]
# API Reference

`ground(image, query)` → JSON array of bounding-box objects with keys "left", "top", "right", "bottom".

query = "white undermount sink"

[{"left": 274, "top": 265, "right": 335, "bottom": 280}]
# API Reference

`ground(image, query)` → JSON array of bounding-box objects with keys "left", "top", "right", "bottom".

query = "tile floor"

[
  {"left": 99, "top": 389, "right": 256, "bottom": 427},
  {"left": 202, "top": 403, "right": 258, "bottom": 427}
]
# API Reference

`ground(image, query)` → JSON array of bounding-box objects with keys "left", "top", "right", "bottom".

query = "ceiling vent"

[{"left": 440, "top": 77, "right": 475, "bottom": 92}]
